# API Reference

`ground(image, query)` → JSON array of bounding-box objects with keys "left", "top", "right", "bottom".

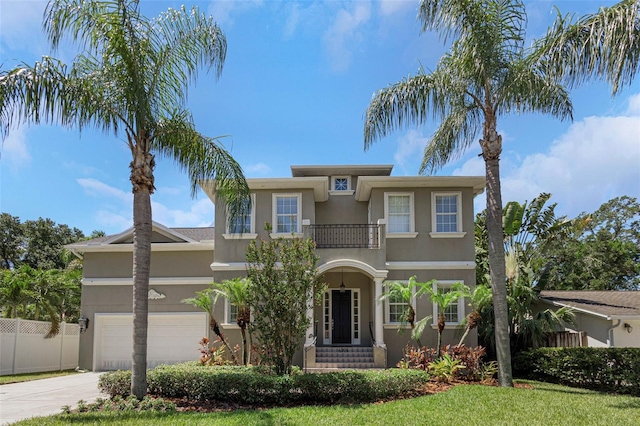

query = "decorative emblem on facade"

[{"left": 148, "top": 289, "right": 166, "bottom": 300}]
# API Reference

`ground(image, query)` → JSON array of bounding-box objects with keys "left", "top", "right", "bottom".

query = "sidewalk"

[{"left": 0, "top": 372, "right": 105, "bottom": 425}]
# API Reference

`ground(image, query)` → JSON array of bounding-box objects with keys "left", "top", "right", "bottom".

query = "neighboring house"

[
  {"left": 538, "top": 291, "right": 640, "bottom": 348},
  {"left": 69, "top": 164, "right": 484, "bottom": 371}
]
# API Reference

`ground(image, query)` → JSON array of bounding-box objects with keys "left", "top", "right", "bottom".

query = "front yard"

[{"left": 12, "top": 380, "right": 640, "bottom": 425}]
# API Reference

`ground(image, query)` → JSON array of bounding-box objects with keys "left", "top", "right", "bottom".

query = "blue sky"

[{"left": 1, "top": 0, "right": 639, "bottom": 235}]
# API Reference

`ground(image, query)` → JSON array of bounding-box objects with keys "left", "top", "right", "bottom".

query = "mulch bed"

[{"left": 167, "top": 380, "right": 535, "bottom": 413}]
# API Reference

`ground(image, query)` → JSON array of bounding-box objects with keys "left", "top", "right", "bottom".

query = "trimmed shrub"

[
  {"left": 514, "top": 347, "right": 640, "bottom": 396},
  {"left": 99, "top": 363, "right": 430, "bottom": 405}
]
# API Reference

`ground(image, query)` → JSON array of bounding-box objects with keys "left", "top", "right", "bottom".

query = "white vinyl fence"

[{"left": 0, "top": 319, "right": 79, "bottom": 375}]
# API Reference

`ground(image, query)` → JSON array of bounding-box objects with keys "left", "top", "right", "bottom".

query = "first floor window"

[{"left": 433, "top": 281, "right": 465, "bottom": 325}]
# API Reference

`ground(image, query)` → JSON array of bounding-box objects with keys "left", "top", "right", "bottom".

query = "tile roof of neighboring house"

[
  {"left": 540, "top": 291, "right": 640, "bottom": 319},
  {"left": 170, "top": 227, "right": 214, "bottom": 242},
  {"left": 69, "top": 226, "right": 214, "bottom": 247}
]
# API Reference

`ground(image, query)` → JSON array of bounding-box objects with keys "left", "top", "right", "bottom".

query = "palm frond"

[{"left": 533, "top": 0, "right": 640, "bottom": 94}]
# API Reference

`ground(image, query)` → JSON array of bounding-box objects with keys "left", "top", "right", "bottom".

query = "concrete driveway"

[{"left": 0, "top": 372, "right": 106, "bottom": 425}]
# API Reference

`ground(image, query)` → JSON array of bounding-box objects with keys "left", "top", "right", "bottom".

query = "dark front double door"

[{"left": 332, "top": 290, "right": 351, "bottom": 344}]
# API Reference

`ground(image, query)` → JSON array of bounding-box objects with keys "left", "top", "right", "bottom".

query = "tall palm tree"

[
  {"left": 0, "top": 0, "right": 249, "bottom": 398},
  {"left": 364, "top": 0, "right": 573, "bottom": 387},
  {"left": 211, "top": 278, "right": 253, "bottom": 366}
]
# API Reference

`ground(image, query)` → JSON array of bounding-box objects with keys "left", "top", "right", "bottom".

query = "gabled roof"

[
  {"left": 102, "top": 221, "right": 197, "bottom": 244},
  {"left": 540, "top": 291, "right": 640, "bottom": 320},
  {"left": 66, "top": 222, "right": 214, "bottom": 256}
]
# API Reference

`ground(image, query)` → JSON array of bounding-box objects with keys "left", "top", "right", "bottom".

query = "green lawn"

[
  {"left": 0, "top": 370, "right": 78, "bottom": 385},
  {"left": 12, "top": 381, "right": 640, "bottom": 425}
]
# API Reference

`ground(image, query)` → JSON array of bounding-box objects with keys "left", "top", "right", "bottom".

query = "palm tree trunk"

[
  {"left": 130, "top": 144, "right": 155, "bottom": 399},
  {"left": 131, "top": 188, "right": 152, "bottom": 399},
  {"left": 481, "top": 121, "right": 514, "bottom": 387}
]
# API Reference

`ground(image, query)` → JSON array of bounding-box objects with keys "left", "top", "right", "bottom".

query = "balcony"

[{"left": 309, "top": 224, "right": 380, "bottom": 249}]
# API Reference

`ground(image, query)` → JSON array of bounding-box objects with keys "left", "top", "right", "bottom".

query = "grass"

[
  {"left": 0, "top": 369, "right": 79, "bottom": 385},
  {"left": 11, "top": 380, "right": 640, "bottom": 425}
]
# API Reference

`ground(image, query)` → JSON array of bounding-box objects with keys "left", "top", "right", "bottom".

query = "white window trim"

[
  {"left": 430, "top": 191, "right": 466, "bottom": 238},
  {"left": 271, "top": 193, "right": 303, "bottom": 237},
  {"left": 384, "top": 192, "right": 418, "bottom": 238},
  {"left": 383, "top": 280, "right": 416, "bottom": 328},
  {"left": 223, "top": 193, "right": 257, "bottom": 240},
  {"left": 431, "top": 280, "right": 465, "bottom": 328},
  {"left": 329, "top": 176, "right": 354, "bottom": 195},
  {"left": 223, "top": 300, "right": 239, "bottom": 328}
]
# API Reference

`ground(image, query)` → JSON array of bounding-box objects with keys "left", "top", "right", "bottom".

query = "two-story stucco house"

[{"left": 69, "top": 164, "right": 485, "bottom": 371}]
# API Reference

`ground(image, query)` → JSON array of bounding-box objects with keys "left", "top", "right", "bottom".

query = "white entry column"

[{"left": 374, "top": 277, "right": 385, "bottom": 347}]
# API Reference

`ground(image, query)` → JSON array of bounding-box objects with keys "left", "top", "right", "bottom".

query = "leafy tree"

[
  {"left": 211, "top": 278, "right": 253, "bottom": 366},
  {"left": 1, "top": 0, "right": 249, "bottom": 398},
  {"left": 364, "top": 0, "right": 573, "bottom": 386},
  {"left": 246, "top": 236, "right": 324, "bottom": 375},
  {"left": 0, "top": 213, "right": 24, "bottom": 269},
  {"left": 22, "top": 218, "right": 85, "bottom": 270},
  {"left": 544, "top": 196, "right": 640, "bottom": 290}
]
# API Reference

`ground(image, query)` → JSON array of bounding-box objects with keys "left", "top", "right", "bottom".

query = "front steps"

[{"left": 313, "top": 346, "right": 376, "bottom": 369}]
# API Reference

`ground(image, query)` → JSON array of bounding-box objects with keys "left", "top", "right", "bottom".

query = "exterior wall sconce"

[
  {"left": 78, "top": 316, "right": 90, "bottom": 334},
  {"left": 624, "top": 323, "right": 633, "bottom": 333}
]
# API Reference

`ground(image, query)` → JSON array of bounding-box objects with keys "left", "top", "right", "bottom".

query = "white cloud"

[
  {"left": 393, "top": 129, "right": 428, "bottom": 174},
  {"left": 77, "top": 178, "right": 132, "bottom": 204},
  {"left": 76, "top": 178, "right": 215, "bottom": 231},
  {"left": 379, "top": 0, "right": 414, "bottom": 16},
  {"left": 1, "top": 126, "right": 31, "bottom": 167},
  {"left": 626, "top": 93, "right": 640, "bottom": 116},
  {"left": 454, "top": 106, "right": 640, "bottom": 218},
  {"left": 283, "top": 2, "right": 301, "bottom": 39},
  {"left": 323, "top": 1, "right": 372, "bottom": 72},
  {"left": 208, "top": 0, "right": 263, "bottom": 28},
  {"left": 151, "top": 198, "right": 214, "bottom": 228},
  {"left": 0, "top": 0, "right": 47, "bottom": 56},
  {"left": 245, "top": 162, "right": 271, "bottom": 175}
]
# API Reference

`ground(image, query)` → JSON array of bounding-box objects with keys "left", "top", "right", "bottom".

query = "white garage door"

[{"left": 94, "top": 313, "right": 208, "bottom": 371}]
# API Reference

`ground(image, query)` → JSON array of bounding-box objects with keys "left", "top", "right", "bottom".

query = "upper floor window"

[
  {"left": 384, "top": 192, "right": 417, "bottom": 238},
  {"left": 223, "top": 194, "right": 256, "bottom": 239},
  {"left": 432, "top": 281, "right": 465, "bottom": 326},
  {"left": 330, "top": 176, "right": 354, "bottom": 195},
  {"left": 431, "top": 192, "right": 465, "bottom": 238},
  {"left": 273, "top": 193, "right": 302, "bottom": 235}
]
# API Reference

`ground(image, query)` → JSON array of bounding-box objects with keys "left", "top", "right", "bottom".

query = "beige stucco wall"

[
  {"left": 79, "top": 283, "right": 211, "bottom": 370},
  {"left": 83, "top": 251, "right": 214, "bottom": 278}
]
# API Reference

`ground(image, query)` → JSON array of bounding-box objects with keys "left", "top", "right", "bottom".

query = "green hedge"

[
  {"left": 99, "top": 363, "right": 430, "bottom": 405},
  {"left": 513, "top": 347, "right": 640, "bottom": 396}
]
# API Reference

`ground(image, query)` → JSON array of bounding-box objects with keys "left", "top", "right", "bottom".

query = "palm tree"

[
  {"left": 182, "top": 289, "right": 238, "bottom": 365},
  {"left": 534, "top": 0, "right": 640, "bottom": 96},
  {"left": 416, "top": 279, "right": 462, "bottom": 357},
  {"left": 378, "top": 278, "right": 431, "bottom": 347},
  {"left": 364, "top": 0, "right": 574, "bottom": 387},
  {"left": 456, "top": 284, "right": 492, "bottom": 347},
  {"left": 0, "top": 0, "right": 249, "bottom": 398},
  {"left": 211, "top": 278, "right": 253, "bottom": 365}
]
